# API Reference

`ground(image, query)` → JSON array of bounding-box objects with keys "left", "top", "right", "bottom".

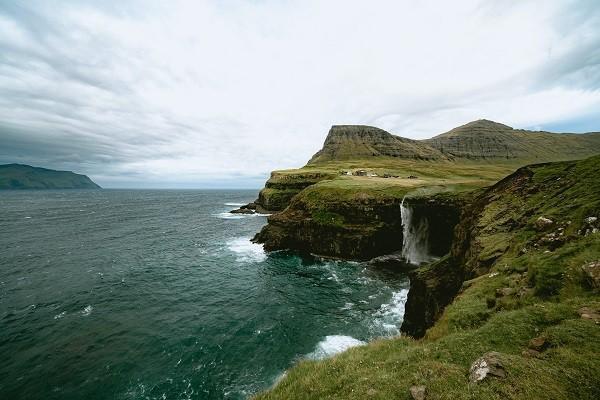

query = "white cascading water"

[{"left": 400, "top": 196, "right": 434, "bottom": 265}]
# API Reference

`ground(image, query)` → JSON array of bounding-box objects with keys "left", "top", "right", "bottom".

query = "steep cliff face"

[
  {"left": 401, "top": 154, "right": 600, "bottom": 337},
  {"left": 253, "top": 188, "right": 406, "bottom": 259},
  {"left": 253, "top": 187, "right": 463, "bottom": 260}
]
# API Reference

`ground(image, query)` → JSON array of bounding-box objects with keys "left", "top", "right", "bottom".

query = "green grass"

[{"left": 255, "top": 156, "right": 600, "bottom": 399}]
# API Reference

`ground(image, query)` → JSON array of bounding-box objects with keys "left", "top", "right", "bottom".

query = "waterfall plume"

[{"left": 401, "top": 196, "right": 435, "bottom": 265}]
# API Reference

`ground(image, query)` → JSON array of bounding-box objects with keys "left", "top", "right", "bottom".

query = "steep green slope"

[
  {"left": 255, "top": 155, "right": 600, "bottom": 400},
  {"left": 424, "top": 119, "right": 600, "bottom": 161},
  {"left": 0, "top": 164, "right": 100, "bottom": 189}
]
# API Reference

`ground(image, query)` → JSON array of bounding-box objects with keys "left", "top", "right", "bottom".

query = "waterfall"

[{"left": 401, "top": 196, "right": 434, "bottom": 265}]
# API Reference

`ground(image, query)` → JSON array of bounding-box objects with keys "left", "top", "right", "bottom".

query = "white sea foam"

[
  {"left": 81, "top": 305, "right": 93, "bottom": 316},
  {"left": 227, "top": 237, "right": 267, "bottom": 263},
  {"left": 54, "top": 311, "right": 66, "bottom": 319},
  {"left": 371, "top": 289, "right": 409, "bottom": 336},
  {"left": 224, "top": 202, "right": 246, "bottom": 206},
  {"left": 308, "top": 335, "right": 365, "bottom": 360},
  {"left": 215, "top": 212, "right": 271, "bottom": 220},
  {"left": 215, "top": 212, "right": 245, "bottom": 220}
]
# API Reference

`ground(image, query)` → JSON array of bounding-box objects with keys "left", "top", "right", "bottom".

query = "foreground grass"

[{"left": 255, "top": 156, "right": 600, "bottom": 399}]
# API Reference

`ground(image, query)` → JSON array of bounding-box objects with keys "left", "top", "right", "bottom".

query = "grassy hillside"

[
  {"left": 255, "top": 155, "right": 600, "bottom": 399},
  {"left": 0, "top": 164, "right": 100, "bottom": 189},
  {"left": 308, "top": 125, "right": 446, "bottom": 163},
  {"left": 424, "top": 119, "right": 600, "bottom": 161},
  {"left": 308, "top": 120, "right": 600, "bottom": 165}
]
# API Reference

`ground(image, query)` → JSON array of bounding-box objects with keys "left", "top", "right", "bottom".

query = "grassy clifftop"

[{"left": 255, "top": 155, "right": 600, "bottom": 399}]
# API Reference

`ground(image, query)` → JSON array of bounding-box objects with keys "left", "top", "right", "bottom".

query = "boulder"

[
  {"left": 409, "top": 385, "right": 427, "bottom": 400},
  {"left": 367, "top": 253, "right": 418, "bottom": 272},
  {"left": 534, "top": 217, "right": 554, "bottom": 231},
  {"left": 578, "top": 307, "right": 600, "bottom": 322},
  {"left": 522, "top": 349, "right": 540, "bottom": 358},
  {"left": 469, "top": 352, "right": 506, "bottom": 383},
  {"left": 581, "top": 261, "right": 600, "bottom": 289},
  {"left": 495, "top": 287, "right": 515, "bottom": 297},
  {"left": 528, "top": 336, "right": 549, "bottom": 352}
]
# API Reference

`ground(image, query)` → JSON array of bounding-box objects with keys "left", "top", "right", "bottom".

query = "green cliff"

[
  {"left": 0, "top": 164, "right": 101, "bottom": 190},
  {"left": 252, "top": 120, "right": 600, "bottom": 258},
  {"left": 256, "top": 155, "right": 600, "bottom": 400},
  {"left": 249, "top": 120, "right": 600, "bottom": 399}
]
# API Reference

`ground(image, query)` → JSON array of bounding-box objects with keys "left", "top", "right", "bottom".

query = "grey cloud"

[{"left": 1, "top": 0, "right": 599, "bottom": 187}]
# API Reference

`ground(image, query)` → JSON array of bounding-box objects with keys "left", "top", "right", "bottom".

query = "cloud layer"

[{"left": 1, "top": 0, "right": 599, "bottom": 187}]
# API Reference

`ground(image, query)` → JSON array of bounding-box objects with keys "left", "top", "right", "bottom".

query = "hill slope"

[
  {"left": 256, "top": 155, "right": 600, "bottom": 400},
  {"left": 307, "top": 120, "right": 600, "bottom": 165},
  {"left": 307, "top": 125, "right": 447, "bottom": 164},
  {"left": 0, "top": 164, "right": 101, "bottom": 190},
  {"left": 424, "top": 119, "right": 600, "bottom": 161}
]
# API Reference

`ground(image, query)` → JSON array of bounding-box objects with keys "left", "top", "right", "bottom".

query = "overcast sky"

[{"left": 1, "top": 0, "right": 599, "bottom": 188}]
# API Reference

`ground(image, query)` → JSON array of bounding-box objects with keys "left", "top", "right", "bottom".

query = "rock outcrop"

[
  {"left": 253, "top": 190, "right": 462, "bottom": 261},
  {"left": 469, "top": 352, "right": 506, "bottom": 383}
]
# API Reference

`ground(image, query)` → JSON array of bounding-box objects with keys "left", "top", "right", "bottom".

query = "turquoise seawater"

[{"left": 0, "top": 190, "right": 409, "bottom": 399}]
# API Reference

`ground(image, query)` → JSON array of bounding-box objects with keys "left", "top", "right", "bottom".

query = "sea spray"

[{"left": 400, "top": 196, "right": 434, "bottom": 265}]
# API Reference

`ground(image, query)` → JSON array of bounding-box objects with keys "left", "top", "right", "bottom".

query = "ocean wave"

[
  {"left": 81, "top": 305, "right": 93, "bottom": 316},
  {"left": 215, "top": 212, "right": 271, "bottom": 220},
  {"left": 370, "top": 289, "right": 409, "bottom": 336},
  {"left": 227, "top": 237, "right": 267, "bottom": 263},
  {"left": 54, "top": 311, "right": 66, "bottom": 319},
  {"left": 215, "top": 212, "right": 245, "bottom": 220},
  {"left": 224, "top": 202, "right": 246, "bottom": 206},
  {"left": 307, "top": 335, "right": 365, "bottom": 360}
]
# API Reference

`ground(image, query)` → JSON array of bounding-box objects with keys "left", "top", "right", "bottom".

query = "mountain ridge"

[{"left": 307, "top": 120, "right": 600, "bottom": 164}]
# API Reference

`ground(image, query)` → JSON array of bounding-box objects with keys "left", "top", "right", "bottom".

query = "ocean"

[{"left": 0, "top": 190, "right": 409, "bottom": 399}]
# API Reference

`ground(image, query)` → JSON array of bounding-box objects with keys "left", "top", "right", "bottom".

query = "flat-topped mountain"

[
  {"left": 307, "top": 120, "right": 600, "bottom": 164},
  {"left": 308, "top": 125, "right": 446, "bottom": 164},
  {"left": 0, "top": 164, "right": 101, "bottom": 190}
]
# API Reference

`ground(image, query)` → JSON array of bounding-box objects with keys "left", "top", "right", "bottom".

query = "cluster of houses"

[{"left": 341, "top": 170, "right": 419, "bottom": 179}]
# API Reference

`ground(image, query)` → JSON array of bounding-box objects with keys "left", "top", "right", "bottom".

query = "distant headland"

[{"left": 0, "top": 164, "right": 101, "bottom": 190}]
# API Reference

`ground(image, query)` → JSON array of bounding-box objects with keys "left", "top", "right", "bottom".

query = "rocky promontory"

[{"left": 0, "top": 164, "right": 101, "bottom": 190}]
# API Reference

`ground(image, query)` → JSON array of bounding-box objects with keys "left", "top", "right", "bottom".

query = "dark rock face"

[
  {"left": 402, "top": 168, "right": 536, "bottom": 337},
  {"left": 253, "top": 196, "right": 406, "bottom": 260},
  {"left": 400, "top": 256, "right": 465, "bottom": 338},
  {"left": 253, "top": 192, "right": 462, "bottom": 261}
]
